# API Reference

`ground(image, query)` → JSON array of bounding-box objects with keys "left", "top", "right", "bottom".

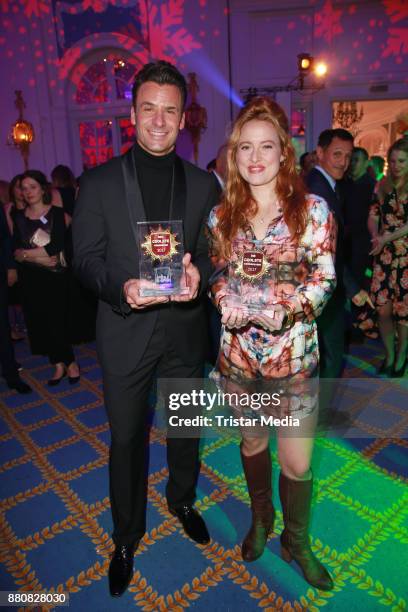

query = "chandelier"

[
  {"left": 333, "top": 101, "right": 364, "bottom": 135},
  {"left": 7, "top": 90, "right": 35, "bottom": 170}
]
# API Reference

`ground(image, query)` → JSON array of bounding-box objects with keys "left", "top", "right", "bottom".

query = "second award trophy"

[{"left": 137, "top": 220, "right": 188, "bottom": 297}]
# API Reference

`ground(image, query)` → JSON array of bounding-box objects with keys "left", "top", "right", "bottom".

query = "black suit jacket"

[
  {"left": 306, "top": 167, "right": 359, "bottom": 299},
  {"left": 73, "top": 146, "right": 220, "bottom": 376},
  {"left": 0, "top": 206, "right": 14, "bottom": 284}
]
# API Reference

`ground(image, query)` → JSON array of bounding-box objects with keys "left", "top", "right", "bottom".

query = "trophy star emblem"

[
  {"left": 235, "top": 248, "right": 271, "bottom": 282},
  {"left": 141, "top": 227, "right": 180, "bottom": 262}
]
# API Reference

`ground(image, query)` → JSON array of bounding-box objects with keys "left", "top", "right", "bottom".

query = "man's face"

[
  {"left": 317, "top": 136, "right": 353, "bottom": 180},
  {"left": 131, "top": 81, "right": 185, "bottom": 156},
  {"left": 351, "top": 150, "right": 368, "bottom": 180}
]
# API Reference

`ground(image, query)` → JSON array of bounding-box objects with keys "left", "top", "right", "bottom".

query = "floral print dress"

[
  {"left": 207, "top": 196, "right": 337, "bottom": 383},
  {"left": 360, "top": 189, "right": 408, "bottom": 334}
]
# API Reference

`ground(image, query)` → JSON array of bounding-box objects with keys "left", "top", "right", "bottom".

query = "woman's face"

[
  {"left": 21, "top": 178, "right": 44, "bottom": 206},
  {"left": 235, "top": 119, "right": 283, "bottom": 189},
  {"left": 389, "top": 149, "right": 408, "bottom": 182}
]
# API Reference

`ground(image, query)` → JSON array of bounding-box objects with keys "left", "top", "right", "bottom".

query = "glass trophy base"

[{"left": 138, "top": 220, "right": 187, "bottom": 297}]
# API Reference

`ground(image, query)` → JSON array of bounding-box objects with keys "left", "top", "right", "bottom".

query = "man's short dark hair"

[
  {"left": 131, "top": 60, "right": 187, "bottom": 109},
  {"left": 353, "top": 146, "right": 369, "bottom": 160},
  {"left": 318, "top": 128, "right": 354, "bottom": 149}
]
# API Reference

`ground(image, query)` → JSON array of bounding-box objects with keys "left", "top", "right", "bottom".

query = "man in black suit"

[
  {"left": 73, "top": 61, "right": 219, "bottom": 597},
  {"left": 344, "top": 147, "right": 376, "bottom": 288},
  {"left": 306, "top": 129, "right": 373, "bottom": 381},
  {"left": 0, "top": 206, "right": 31, "bottom": 394}
]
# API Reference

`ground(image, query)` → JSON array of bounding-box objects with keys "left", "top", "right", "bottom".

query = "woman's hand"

[
  {"left": 34, "top": 255, "right": 58, "bottom": 267},
  {"left": 370, "top": 232, "right": 392, "bottom": 255},
  {"left": 252, "top": 304, "right": 287, "bottom": 332},
  {"left": 14, "top": 249, "right": 26, "bottom": 263},
  {"left": 221, "top": 304, "right": 250, "bottom": 329}
]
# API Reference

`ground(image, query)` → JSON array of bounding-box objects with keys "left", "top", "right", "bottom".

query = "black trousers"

[
  {"left": 317, "top": 291, "right": 345, "bottom": 380},
  {"left": 102, "top": 311, "right": 203, "bottom": 547},
  {"left": 0, "top": 279, "right": 19, "bottom": 382}
]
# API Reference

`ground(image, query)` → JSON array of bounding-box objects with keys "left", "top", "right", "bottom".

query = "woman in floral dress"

[
  {"left": 366, "top": 138, "right": 408, "bottom": 377},
  {"left": 207, "top": 97, "right": 336, "bottom": 590}
]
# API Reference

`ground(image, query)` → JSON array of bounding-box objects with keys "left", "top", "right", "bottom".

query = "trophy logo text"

[
  {"left": 236, "top": 249, "right": 271, "bottom": 281},
  {"left": 142, "top": 229, "right": 180, "bottom": 263}
]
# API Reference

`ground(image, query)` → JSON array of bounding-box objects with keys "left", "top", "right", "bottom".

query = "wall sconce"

[
  {"left": 184, "top": 73, "right": 207, "bottom": 164},
  {"left": 7, "top": 91, "right": 35, "bottom": 170}
]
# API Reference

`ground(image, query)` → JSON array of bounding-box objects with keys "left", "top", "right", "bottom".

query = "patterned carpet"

[{"left": 0, "top": 338, "right": 407, "bottom": 611}]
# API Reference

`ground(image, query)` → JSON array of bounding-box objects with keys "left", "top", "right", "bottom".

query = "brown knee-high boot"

[
  {"left": 279, "top": 472, "right": 333, "bottom": 590},
  {"left": 240, "top": 445, "right": 275, "bottom": 562}
]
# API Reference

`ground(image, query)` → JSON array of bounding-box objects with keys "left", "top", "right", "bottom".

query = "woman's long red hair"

[{"left": 217, "top": 97, "right": 308, "bottom": 258}]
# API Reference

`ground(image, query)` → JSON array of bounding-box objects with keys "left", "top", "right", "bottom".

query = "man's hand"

[
  {"left": 352, "top": 289, "right": 374, "bottom": 308},
  {"left": 7, "top": 269, "right": 17, "bottom": 287},
  {"left": 123, "top": 279, "right": 170, "bottom": 309},
  {"left": 170, "top": 253, "right": 200, "bottom": 302}
]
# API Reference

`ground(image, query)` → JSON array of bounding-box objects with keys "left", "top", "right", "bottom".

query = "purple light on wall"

[{"left": 188, "top": 53, "right": 243, "bottom": 107}]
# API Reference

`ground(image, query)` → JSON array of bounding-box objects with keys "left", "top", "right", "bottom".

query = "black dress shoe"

[
  {"left": 6, "top": 377, "right": 32, "bottom": 394},
  {"left": 109, "top": 544, "right": 135, "bottom": 597},
  {"left": 169, "top": 505, "right": 210, "bottom": 545}
]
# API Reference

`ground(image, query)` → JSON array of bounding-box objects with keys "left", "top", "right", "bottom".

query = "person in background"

[
  {"left": 0, "top": 205, "right": 31, "bottom": 394},
  {"left": 0, "top": 180, "right": 10, "bottom": 209},
  {"left": 299, "top": 150, "right": 317, "bottom": 181},
  {"left": 51, "top": 164, "right": 96, "bottom": 344},
  {"left": 365, "top": 138, "right": 408, "bottom": 377},
  {"left": 51, "top": 164, "right": 78, "bottom": 217},
  {"left": 206, "top": 158, "right": 216, "bottom": 173},
  {"left": 213, "top": 144, "right": 228, "bottom": 189},
  {"left": 306, "top": 129, "right": 373, "bottom": 380},
  {"left": 13, "top": 170, "right": 80, "bottom": 385},
  {"left": 4, "top": 174, "right": 25, "bottom": 234},
  {"left": 4, "top": 175, "right": 26, "bottom": 341},
  {"left": 368, "top": 155, "right": 385, "bottom": 182},
  {"left": 345, "top": 147, "right": 376, "bottom": 288},
  {"left": 208, "top": 96, "right": 336, "bottom": 591}
]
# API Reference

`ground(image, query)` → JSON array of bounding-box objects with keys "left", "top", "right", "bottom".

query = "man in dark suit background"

[
  {"left": 306, "top": 129, "right": 373, "bottom": 381},
  {"left": 73, "top": 61, "right": 219, "bottom": 597},
  {"left": 0, "top": 206, "right": 31, "bottom": 394}
]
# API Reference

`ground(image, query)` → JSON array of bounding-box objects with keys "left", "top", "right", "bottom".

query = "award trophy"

[
  {"left": 226, "top": 240, "right": 307, "bottom": 316},
  {"left": 137, "top": 220, "right": 188, "bottom": 297}
]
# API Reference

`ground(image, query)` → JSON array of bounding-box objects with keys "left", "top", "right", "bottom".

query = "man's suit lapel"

[
  {"left": 121, "top": 146, "right": 145, "bottom": 245},
  {"left": 314, "top": 169, "right": 344, "bottom": 225},
  {"left": 173, "top": 156, "right": 189, "bottom": 247}
]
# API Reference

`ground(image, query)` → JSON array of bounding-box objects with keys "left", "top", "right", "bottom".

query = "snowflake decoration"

[
  {"left": 82, "top": 0, "right": 118, "bottom": 13},
  {"left": 383, "top": 0, "right": 408, "bottom": 23},
  {"left": 0, "top": 0, "right": 50, "bottom": 16},
  {"left": 314, "top": 0, "right": 343, "bottom": 43},
  {"left": 382, "top": 27, "right": 408, "bottom": 57},
  {"left": 382, "top": 1, "right": 408, "bottom": 59},
  {"left": 139, "top": 0, "right": 201, "bottom": 61}
]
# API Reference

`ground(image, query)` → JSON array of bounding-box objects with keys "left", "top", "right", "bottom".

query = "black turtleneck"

[{"left": 133, "top": 141, "right": 175, "bottom": 221}]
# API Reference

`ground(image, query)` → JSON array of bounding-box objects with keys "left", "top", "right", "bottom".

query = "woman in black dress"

[{"left": 13, "top": 170, "right": 80, "bottom": 385}]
